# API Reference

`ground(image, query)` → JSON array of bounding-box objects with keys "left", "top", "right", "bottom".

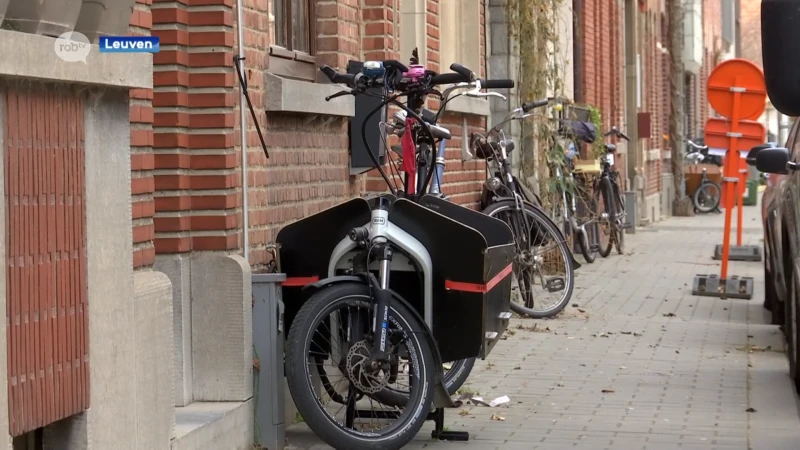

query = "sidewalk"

[{"left": 286, "top": 200, "right": 800, "bottom": 450}]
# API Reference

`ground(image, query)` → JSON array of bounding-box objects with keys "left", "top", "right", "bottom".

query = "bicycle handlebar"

[
  {"left": 604, "top": 127, "right": 631, "bottom": 141},
  {"left": 481, "top": 79, "right": 514, "bottom": 89},
  {"left": 521, "top": 99, "right": 549, "bottom": 113}
]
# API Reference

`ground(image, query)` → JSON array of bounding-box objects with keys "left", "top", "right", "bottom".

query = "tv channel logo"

[
  {"left": 54, "top": 31, "right": 91, "bottom": 63},
  {"left": 99, "top": 36, "right": 160, "bottom": 53}
]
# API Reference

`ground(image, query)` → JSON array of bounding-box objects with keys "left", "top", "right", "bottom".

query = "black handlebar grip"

[
  {"left": 449, "top": 63, "right": 473, "bottom": 78},
  {"left": 521, "top": 99, "right": 549, "bottom": 113},
  {"left": 430, "top": 72, "right": 471, "bottom": 85},
  {"left": 480, "top": 79, "right": 515, "bottom": 89},
  {"left": 319, "top": 65, "right": 355, "bottom": 85},
  {"left": 383, "top": 60, "right": 410, "bottom": 73}
]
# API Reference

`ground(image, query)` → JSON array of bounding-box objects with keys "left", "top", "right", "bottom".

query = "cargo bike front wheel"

[{"left": 285, "top": 282, "right": 435, "bottom": 450}]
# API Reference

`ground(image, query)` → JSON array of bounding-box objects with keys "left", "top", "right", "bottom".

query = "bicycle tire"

[
  {"left": 483, "top": 200, "right": 574, "bottom": 318},
  {"left": 693, "top": 180, "right": 721, "bottom": 213},
  {"left": 595, "top": 177, "right": 615, "bottom": 258},
  {"left": 373, "top": 356, "right": 475, "bottom": 408},
  {"left": 575, "top": 196, "right": 597, "bottom": 263},
  {"left": 286, "top": 283, "right": 434, "bottom": 450},
  {"left": 612, "top": 181, "right": 625, "bottom": 254}
]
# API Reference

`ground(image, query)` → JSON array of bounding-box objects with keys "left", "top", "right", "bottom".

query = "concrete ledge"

[
  {"left": 0, "top": 29, "right": 152, "bottom": 89},
  {"left": 134, "top": 270, "right": 176, "bottom": 446},
  {"left": 191, "top": 254, "right": 253, "bottom": 402},
  {"left": 445, "top": 95, "right": 491, "bottom": 116},
  {"left": 0, "top": 0, "right": 10, "bottom": 22},
  {"left": 4, "top": 0, "right": 83, "bottom": 37},
  {"left": 155, "top": 254, "right": 194, "bottom": 407},
  {"left": 265, "top": 72, "right": 355, "bottom": 117},
  {"left": 172, "top": 401, "right": 253, "bottom": 450},
  {"left": 76, "top": 0, "right": 137, "bottom": 43}
]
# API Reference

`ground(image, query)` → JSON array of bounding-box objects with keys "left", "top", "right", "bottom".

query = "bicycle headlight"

[{"left": 484, "top": 177, "right": 502, "bottom": 192}]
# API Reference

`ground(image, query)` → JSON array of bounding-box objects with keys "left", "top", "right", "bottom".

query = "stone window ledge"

[
  {"left": 265, "top": 72, "right": 355, "bottom": 117},
  {"left": 0, "top": 30, "right": 152, "bottom": 89},
  {"left": 442, "top": 95, "right": 490, "bottom": 117}
]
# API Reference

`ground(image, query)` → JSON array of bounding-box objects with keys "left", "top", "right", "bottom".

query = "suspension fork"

[
  {"left": 429, "top": 138, "right": 447, "bottom": 195},
  {"left": 369, "top": 243, "right": 393, "bottom": 366}
]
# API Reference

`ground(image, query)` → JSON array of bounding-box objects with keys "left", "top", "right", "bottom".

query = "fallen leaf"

[
  {"left": 746, "top": 408, "right": 757, "bottom": 413},
  {"left": 578, "top": 308, "right": 586, "bottom": 313},
  {"left": 633, "top": 332, "right": 643, "bottom": 337},
  {"left": 572, "top": 303, "right": 579, "bottom": 307},
  {"left": 253, "top": 358, "right": 260, "bottom": 370},
  {"left": 663, "top": 313, "right": 676, "bottom": 317},
  {"left": 459, "top": 409, "right": 471, "bottom": 416},
  {"left": 490, "top": 414, "right": 506, "bottom": 421},
  {"left": 621, "top": 331, "right": 632, "bottom": 335},
  {"left": 601, "top": 389, "right": 615, "bottom": 393},
  {"left": 513, "top": 366, "right": 521, "bottom": 370}
]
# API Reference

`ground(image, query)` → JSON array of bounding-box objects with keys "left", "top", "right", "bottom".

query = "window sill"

[
  {"left": 443, "top": 95, "right": 490, "bottom": 117},
  {"left": 265, "top": 72, "right": 355, "bottom": 117}
]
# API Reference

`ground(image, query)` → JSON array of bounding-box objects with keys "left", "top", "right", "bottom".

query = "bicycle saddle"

[{"left": 686, "top": 152, "right": 705, "bottom": 162}]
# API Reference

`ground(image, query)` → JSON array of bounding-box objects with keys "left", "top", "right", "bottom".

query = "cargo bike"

[{"left": 274, "top": 59, "right": 517, "bottom": 450}]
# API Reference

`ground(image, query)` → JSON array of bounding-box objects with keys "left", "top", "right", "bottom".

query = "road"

[{"left": 286, "top": 200, "right": 800, "bottom": 449}]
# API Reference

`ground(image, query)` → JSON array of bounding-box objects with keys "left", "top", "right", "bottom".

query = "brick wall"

[
  {"left": 149, "top": 0, "right": 240, "bottom": 259},
  {"left": 127, "top": 0, "right": 492, "bottom": 270},
  {"left": 130, "top": 0, "right": 156, "bottom": 269},
  {"left": 239, "top": 0, "right": 490, "bottom": 268}
]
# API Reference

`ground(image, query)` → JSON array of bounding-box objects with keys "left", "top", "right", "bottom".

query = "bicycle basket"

[{"left": 558, "top": 119, "right": 597, "bottom": 144}]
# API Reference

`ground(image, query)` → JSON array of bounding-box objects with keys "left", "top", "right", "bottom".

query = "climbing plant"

[{"left": 504, "top": 0, "right": 572, "bottom": 209}]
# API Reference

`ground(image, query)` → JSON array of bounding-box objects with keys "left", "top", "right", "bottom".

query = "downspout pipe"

[
  {"left": 573, "top": 0, "right": 584, "bottom": 103},
  {"left": 237, "top": 0, "right": 249, "bottom": 262}
]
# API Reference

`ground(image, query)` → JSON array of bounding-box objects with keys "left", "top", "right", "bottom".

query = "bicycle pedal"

[{"left": 544, "top": 277, "right": 565, "bottom": 293}]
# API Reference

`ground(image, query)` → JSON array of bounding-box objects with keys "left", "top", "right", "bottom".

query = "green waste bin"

[{"left": 743, "top": 179, "right": 758, "bottom": 206}]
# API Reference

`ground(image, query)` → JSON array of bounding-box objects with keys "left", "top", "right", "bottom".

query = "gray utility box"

[{"left": 253, "top": 273, "right": 287, "bottom": 450}]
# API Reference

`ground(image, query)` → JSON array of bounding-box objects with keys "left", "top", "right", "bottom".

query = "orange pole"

[
  {"left": 736, "top": 158, "right": 747, "bottom": 246},
  {"left": 720, "top": 80, "right": 742, "bottom": 281}
]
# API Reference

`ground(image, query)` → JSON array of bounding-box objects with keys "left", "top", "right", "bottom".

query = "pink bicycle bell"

[{"left": 404, "top": 64, "right": 426, "bottom": 82}]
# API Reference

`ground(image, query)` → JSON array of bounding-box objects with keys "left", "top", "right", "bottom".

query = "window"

[
  {"left": 270, "top": 0, "right": 316, "bottom": 81},
  {"left": 438, "top": 0, "right": 481, "bottom": 76}
]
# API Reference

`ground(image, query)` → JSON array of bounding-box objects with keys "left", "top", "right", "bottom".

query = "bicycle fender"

[
  {"left": 303, "top": 274, "right": 454, "bottom": 408},
  {"left": 300, "top": 274, "right": 367, "bottom": 293}
]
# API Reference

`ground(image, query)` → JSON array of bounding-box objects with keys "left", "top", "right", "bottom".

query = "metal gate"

[{"left": 4, "top": 85, "right": 89, "bottom": 436}]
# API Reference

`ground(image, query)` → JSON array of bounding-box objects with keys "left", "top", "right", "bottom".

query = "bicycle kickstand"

[{"left": 429, "top": 408, "right": 469, "bottom": 441}]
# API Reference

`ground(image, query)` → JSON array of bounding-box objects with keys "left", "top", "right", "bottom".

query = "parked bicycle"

[
  {"left": 275, "top": 59, "right": 517, "bottom": 450},
  {"left": 544, "top": 105, "right": 601, "bottom": 264},
  {"left": 686, "top": 139, "right": 722, "bottom": 214},
  {"left": 595, "top": 127, "right": 629, "bottom": 257},
  {"left": 468, "top": 99, "right": 577, "bottom": 319}
]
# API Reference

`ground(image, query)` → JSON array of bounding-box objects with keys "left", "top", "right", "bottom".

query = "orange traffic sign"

[
  {"left": 707, "top": 59, "right": 767, "bottom": 120},
  {"left": 704, "top": 118, "right": 766, "bottom": 153}
]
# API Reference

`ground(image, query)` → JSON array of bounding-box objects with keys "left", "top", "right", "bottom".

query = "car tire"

[
  {"left": 765, "top": 256, "right": 776, "bottom": 313},
  {"left": 788, "top": 270, "right": 800, "bottom": 391}
]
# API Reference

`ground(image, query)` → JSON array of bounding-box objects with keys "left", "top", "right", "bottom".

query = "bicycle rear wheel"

[
  {"left": 575, "top": 196, "right": 597, "bottom": 263},
  {"left": 483, "top": 200, "right": 574, "bottom": 318},
  {"left": 693, "top": 180, "right": 721, "bottom": 213},
  {"left": 594, "top": 177, "right": 615, "bottom": 258}
]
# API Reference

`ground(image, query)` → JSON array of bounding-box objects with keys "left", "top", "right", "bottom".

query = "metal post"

[{"left": 624, "top": 0, "right": 639, "bottom": 187}]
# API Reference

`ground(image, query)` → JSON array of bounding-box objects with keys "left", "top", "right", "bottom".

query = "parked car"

[{"left": 750, "top": 117, "right": 800, "bottom": 390}]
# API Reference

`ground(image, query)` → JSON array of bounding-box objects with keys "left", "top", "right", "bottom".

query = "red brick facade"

[
  {"left": 130, "top": 0, "right": 156, "bottom": 269},
  {"left": 578, "top": 0, "right": 726, "bottom": 201},
  {"left": 130, "top": 0, "right": 491, "bottom": 269}
]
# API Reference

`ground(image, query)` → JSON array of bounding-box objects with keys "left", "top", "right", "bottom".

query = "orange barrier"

[{"left": 703, "top": 59, "right": 767, "bottom": 281}]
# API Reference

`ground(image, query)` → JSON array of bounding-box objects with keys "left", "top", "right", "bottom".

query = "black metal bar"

[{"left": 233, "top": 56, "right": 270, "bottom": 159}]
